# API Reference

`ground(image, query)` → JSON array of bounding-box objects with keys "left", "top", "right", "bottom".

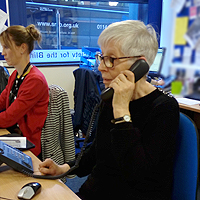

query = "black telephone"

[{"left": 101, "top": 59, "right": 149, "bottom": 101}]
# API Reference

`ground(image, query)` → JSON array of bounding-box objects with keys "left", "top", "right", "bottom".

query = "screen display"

[{"left": 149, "top": 48, "right": 166, "bottom": 74}]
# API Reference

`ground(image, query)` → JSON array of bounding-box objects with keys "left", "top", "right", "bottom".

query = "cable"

[
  {"left": 32, "top": 103, "right": 100, "bottom": 180},
  {"left": 0, "top": 197, "right": 15, "bottom": 200}
]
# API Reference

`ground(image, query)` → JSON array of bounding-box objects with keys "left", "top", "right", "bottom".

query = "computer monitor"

[{"left": 149, "top": 47, "right": 166, "bottom": 76}]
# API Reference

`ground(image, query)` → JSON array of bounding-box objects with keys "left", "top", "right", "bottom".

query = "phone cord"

[{"left": 32, "top": 103, "right": 100, "bottom": 179}]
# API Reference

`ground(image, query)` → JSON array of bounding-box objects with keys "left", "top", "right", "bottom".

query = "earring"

[{"left": 21, "top": 52, "right": 23, "bottom": 55}]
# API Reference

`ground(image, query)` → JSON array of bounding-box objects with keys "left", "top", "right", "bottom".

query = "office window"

[
  {"left": 26, "top": 1, "right": 148, "bottom": 49},
  {"left": 24, "top": 1, "right": 149, "bottom": 64}
]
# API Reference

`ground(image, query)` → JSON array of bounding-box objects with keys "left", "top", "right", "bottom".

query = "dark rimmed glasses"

[{"left": 95, "top": 53, "right": 141, "bottom": 68}]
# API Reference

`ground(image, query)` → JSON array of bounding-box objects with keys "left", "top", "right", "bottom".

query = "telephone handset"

[{"left": 101, "top": 59, "right": 149, "bottom": 101}]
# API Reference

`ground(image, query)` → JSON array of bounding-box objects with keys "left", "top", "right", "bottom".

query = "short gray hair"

[{"left": 98, "top": 20, "right": 158, "bottom": 67}]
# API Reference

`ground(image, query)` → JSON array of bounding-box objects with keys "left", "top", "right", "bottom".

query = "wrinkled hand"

[
  {"left": 109, "top": 70, "right": 135, "bottom": 118},
  {"left": 38, "top": 158, "right": 70, "bottom": 176}
]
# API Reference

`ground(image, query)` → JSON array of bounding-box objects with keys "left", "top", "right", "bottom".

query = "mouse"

[{"left": 17, "top": 182, "right": 41, "bottom": 200}]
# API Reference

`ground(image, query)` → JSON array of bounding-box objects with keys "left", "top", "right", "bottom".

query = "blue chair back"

[{"left": 172, "top": 112, "right": 199, "bottom": 200}]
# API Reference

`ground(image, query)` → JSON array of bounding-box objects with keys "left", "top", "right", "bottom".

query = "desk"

[
  {"left": 179, "top": 103, "right": 200, "bottom": 114},
  {"left": 179, "top": 103, "right": 200, "bottom": 130},
  {"left": 0, "top": 130, "right": 80, "bottom": 200},
  {"left": 0, "top": 128, "right": 9, "bottom": 135}
]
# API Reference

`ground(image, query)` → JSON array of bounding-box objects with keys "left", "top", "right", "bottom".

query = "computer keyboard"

[{"left": 0, "top": 140, "right": 33, "bottom": 175}]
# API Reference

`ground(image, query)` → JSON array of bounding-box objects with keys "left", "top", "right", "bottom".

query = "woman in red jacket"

[{"left": 0, "top": 24, "right": 49, "bottom": 157}]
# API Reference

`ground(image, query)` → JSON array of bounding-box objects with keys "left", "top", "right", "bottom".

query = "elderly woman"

[{"left": 39, "top": 20, "right": 179, "bottom": 200}]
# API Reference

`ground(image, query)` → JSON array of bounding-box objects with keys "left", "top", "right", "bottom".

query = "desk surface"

[
  {"left": 176, "top": 97, "right": 200, "bottom": 113},
  {"left": 0, "top": 130, "right": 80, "bottom": 200},
  {"left": 179, "top": 103, "right": 200, "bottom": 113},
  {"left": 0, "top": 128, "right": 9, "bottom": 135}
]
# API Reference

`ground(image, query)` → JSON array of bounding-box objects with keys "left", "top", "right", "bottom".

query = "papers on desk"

[
  {"left": 176, "top": 97, "right": 200, "bottom": 105},
  {"left": 0, "top": 9, "right": 8, "bottom": 53},
  {"left": 0, "top": 137, "right": 26, "bottom": 148}
]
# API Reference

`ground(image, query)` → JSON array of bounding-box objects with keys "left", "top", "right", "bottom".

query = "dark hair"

[{"left": 0, "top": 24, "right": 41, "bottom": 53}]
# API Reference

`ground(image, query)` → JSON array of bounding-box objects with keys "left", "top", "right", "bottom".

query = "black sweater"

[{"left": 69, "top": 88, "right": 180, "bottom": 200}]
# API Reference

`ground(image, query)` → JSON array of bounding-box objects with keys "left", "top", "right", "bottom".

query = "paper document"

[
  {"left": 0, "top": 137, "right": 26, "bottom": 148},
  {"left": 176, "top": 97, "right": 200, "bottom": 105},
  {"left": 184, "top": 17, "right": 200, "bottom": 49},
  {"left": 0, "top": 9, "right": 8, "bottom": 53},
  {"left": 174, "top": 17, "right": 188, "bottom": 45},
  {"left": 182, "top": 46, "right": 192, "bottom": 64},
  {"left": 171, "top": 0, "right": 186, "bottom": 13},
  {"left": 0, "top": 9, "right": 8, "bottom": 33}
]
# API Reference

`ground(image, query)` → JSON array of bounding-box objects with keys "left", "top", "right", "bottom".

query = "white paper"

[
  {"left": 195, "top": 50, "right": 200, "bottom": 65},
  {"left": 0, "top": 24, "right": 7, "bottom": 52},
  {"left": 194, "top": 0, "right": 200, "bottom": 6},
  {"left": 0, "top": 9, "right": 8, "bottom": 32},
  {"left": 176, "top": 97, "right": 200, "bottom": 105},
  {"left": 0, "top": 24, "right": 7, "bottom": 34},
  {"left": 174, "top": 48, "right": 181, "bottom": 58},
  {"left": 185, "top": 1, "right": 191, "bottom": 7},
  {"left": 0, "top": 137, "right": 26, "bottom": 148},
  {"left": 182, "top": 46, "right": 192, "bottom": 64},
  {"left": 184, "top": 17, "right": 200, "bottom": 49},
  {"left": 171, "top": 0, "right": 186, "bottom": 13},
  {"left": 0, "top": 9, "right": 8, "bottom": 53}
]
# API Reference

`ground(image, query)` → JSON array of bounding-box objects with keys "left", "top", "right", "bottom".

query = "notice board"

[{"left": 172, "top": 0, "right": 200, "bottom": 66}]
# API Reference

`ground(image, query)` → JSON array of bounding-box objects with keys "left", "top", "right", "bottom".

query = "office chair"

[
  {"left": 72, "top": 67, "right": 102, "bottom": 148},
  {"left": 41, "top": 85, "right": 76, "bottom": 182},
  {"left": 172, "top": 112, "right": 199, "bottom": 200},
  {"left": 0, "top": 66, "right": 9, "bottom": 94}
]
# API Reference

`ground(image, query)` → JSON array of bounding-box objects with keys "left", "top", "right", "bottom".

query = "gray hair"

[{"left": 98, "top": 20, "right": 158, "bottom": 67}]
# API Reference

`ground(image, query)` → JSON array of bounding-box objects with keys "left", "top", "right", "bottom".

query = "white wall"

[
  {"left": 160, "top": 0, "right": 176, "bottom": 77},
  {"left": 7, "top": 65, "right": 78, "bottom": 109}
]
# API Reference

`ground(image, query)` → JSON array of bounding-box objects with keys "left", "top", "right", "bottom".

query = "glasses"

[{"left": 95, "top": 53, "right": 141, "bottom": 68}]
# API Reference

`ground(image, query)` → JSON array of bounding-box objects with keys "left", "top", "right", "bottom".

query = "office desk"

[
  {"left": 179, "top": 102, "right": 200, "bottom": 130},
  {"left": 0, "top": 130, "right": 80, "bottom": 200},
  {"left": 179, "top": 103, "right": 200, "bottom": 114},
  {"left": 0, "top": 128, "right": 9, "bottom": 135}
]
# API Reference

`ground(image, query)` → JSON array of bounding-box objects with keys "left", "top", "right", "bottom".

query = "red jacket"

[{"left": 0, "top": 66, "right": 49, "bottom": 156}]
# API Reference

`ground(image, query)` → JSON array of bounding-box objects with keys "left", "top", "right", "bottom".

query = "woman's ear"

[
  {"left": 137, "top": 56, "right": 147, "bottom": 62},
  {"left": 20, "top": 43, "right": 28, "bottom": 54}
]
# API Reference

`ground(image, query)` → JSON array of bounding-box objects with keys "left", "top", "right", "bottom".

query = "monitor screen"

[{"left": 149, "top": 48, "right": 166, "bottom": 75}]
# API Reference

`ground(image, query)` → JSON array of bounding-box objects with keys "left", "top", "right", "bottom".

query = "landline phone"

[
  {"left": 101, "top": 59, "right": 150, "bottom": 101},
  {"left": 0, "top": 140, "right": 34, "bottom": 175}
]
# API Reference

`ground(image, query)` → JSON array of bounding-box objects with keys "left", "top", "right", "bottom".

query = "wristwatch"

[{"left": 111, "top": 115, "right": 132, "bottom": 124}]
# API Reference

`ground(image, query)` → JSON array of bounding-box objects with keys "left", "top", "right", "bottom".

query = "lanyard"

[{"left": 9, "top": 62, "right": 31, "bottom": 105}]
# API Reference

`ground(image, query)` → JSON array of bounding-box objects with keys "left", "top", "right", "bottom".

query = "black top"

[{"left": 69, "top": 88, "right": 180, "bottom": 200}]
